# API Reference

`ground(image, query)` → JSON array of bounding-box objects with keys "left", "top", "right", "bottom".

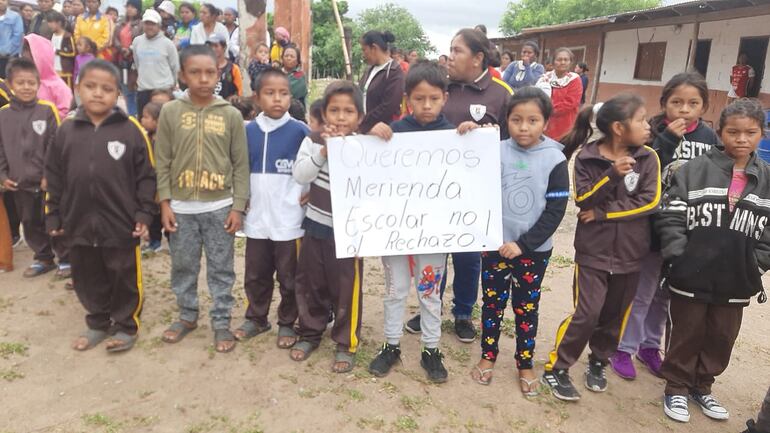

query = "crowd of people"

[{"left": 0, "top": 2, "right": 769, "bottom": 431}]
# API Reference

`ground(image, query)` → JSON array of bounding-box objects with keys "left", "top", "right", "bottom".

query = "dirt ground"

[{"left": 1, "top": 203, "right": 769, "bottom": 433}]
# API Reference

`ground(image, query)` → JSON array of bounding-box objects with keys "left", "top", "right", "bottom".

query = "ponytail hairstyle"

[
  {"left": 505, "top": 86, "right": 553, "bottom": 122},
  {"left": 562, "top": 93, "right": 646, "bottom": 160},
  {"left": 649, "top": 71, "right": 710, "bottom": 133},
  {"left": 718, "top": 97, "right": 765, "bottom": 134},
  {"left": 360, "top": 30, "right": 396, "bottom": 52},
  {"left": 453, "top": 28, "right": 491, "bottom": 70}
]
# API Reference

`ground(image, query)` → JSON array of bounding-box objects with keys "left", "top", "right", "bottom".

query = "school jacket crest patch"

[
  {"left": 469, "top": 104, "right": 487, "bottom": 122},
  {"left": 32, "top": 120, "right": 46, "bottom": 135},
  {"left": 107, "top": 140, "right": 126, "bottom": 160},
  {"left": 624, "top": 171, "right": 640, "bottom": 192}
]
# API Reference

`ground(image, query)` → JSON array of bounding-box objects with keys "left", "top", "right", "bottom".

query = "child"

[
  {"left": 74, "top": 36, "right": 97, "bottom": 85},
  {"left": 290, "top": 81, "right": 364, "bottom": 373},
  {"left": 155, "top": 45, "right": 249, "bottom": 354},
  {"left": 140, "top": 102, "right": 164, "bottom": 253},
  {"left": 541, "top": 93, "right": 661, "bottom": 401},
  {"left": 307, "top": 99, "right": 324, "bottom": 134},
  {"left": 288, "top": 99, "right": 306, "bottom": 123},
  {"left": 470, "top": 87, "right": 569, "bottom": 394},
  {"left": 0, "top": 58, "right": 64, "bottom": 278},
  {"left": 656, "top": 98, "right": 769, "bottom": 423},
  {"left": 247, "top": 43, "right": 271, "bottom": 85},
  {"left": 0, "top": 79, "right": 10, "bottom": 108},
  {"left": 206, "top": 33, "right": 242, "bottom": 101},
  {"left": 610, "top": 72, "right": 719, "bottom": 380},
  {"left": 22, "top": 34, "right": 73, "bottom": 118},
  {"left": 150, "top": 88, "right": 174, "bottom": 105},
  {"left": 233, "top": 68, "right": 309, "bottom": 348},
  {"left": 45, "top": 59, "right": 156, "bottom": 352},
  {"left": 46, "top": 11, "right": 76, "bottom": 89}
]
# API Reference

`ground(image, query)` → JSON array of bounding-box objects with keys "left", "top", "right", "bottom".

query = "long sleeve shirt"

[{"left": 0, "top": 9, "right": 24, "bottom": 56}]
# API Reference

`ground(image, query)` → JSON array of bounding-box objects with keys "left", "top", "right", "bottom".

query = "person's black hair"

[
  {"left": 143, "top": 101, "right": 163, "bottom": 120},
  {"left": 452, "top": 28, "right": 491, "bottom": 69},
  {"left": 309, "top": 99, "right": 324, "bottom": 124},
  {"left": 282, "top": 44, "right": 301, "bottom": 67},
  {"left": 45, "top": 10, "right": 66, "bottom": 25},
  {"left": 179, "top": 44, "right": 217, "bottom": 71},
  {"left": 179, "top": 2, "right": 197, "bottom": 16},
  {"left": 201, "top": 3, "right": 220, "bottom": 16},
  {"left": 6, "top": 57, "right": 39, "bottom": 82},
  {"left": 252, "top": 67, "right": 288, "bottom": 94},
  {"left": 505, "top": 86, "right": 553, "bottom": 122},
  {"left": 718, "top": 97, "right": 765, "bottom": 133},
  {"left": 562, "top": 93, "right": 646, "bottom": 159},
  {"left": 289, "top": 99, "right": 306, "bottom": 123},
  {"left": 522, "top": 40, "right": 540, "bottom": 56},
  {"left": 439, "top": 54, "right": 448, "bottom": 61},
  {"left": 577, "top": 62, "right": 589, "bottom": 72},
  {"left": 150, "top": 88, "right": 174, "bottom": 101},
  {"left": 77, "top": 59, "right": 121, "bottom": 88},
  {"left": 649, "top": 71, "right": 710, "bottom": 134},
  {"left": 360, "top": 30, "right": 396, "bottom": 52},
  {"left": 405, "top": 60, "right": 448, "bottom": 95},
  {"left": 475, "top": 24, "right": 488, "bottom": 34},
  {"left": 231, "top": 98, "right": 254, "bottom": 120},
  {"left": 106, "top": 6, "right": 118, "bottom": 15},
  {"left": 488, "top": 47, "right": 501, "bottom": 68},
  {"left": 390, "top": 46, "right": 402, "bottom": 56},
  {"left": 323, "top": 80, "right": 363, "bottom": 115},
  {"left": 502, "top": 51, "right": 514, "bottom": 61},
  {"left": 77, "top": 36, "right": 98, "bottom": 55}
]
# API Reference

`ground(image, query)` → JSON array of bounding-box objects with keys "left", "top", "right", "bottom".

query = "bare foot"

[
  {"left": 72, "top": 336, "right": 90, "bottom": 351},
  {"left": 471, "top": 359, "right": 495, "bottom": 384},
  {"left": 277, "top": 335, "right": 298, "bottom": 349},
  {"left": 215, "top": 338, "right": 235, "bottom": 353},
  {"left": 162, "top": 320, "right": 196, "bottom": 343}
]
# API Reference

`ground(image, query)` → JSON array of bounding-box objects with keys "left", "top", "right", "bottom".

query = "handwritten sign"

[{"left": 327, "top": 128, "right": 503, "bottom": 258}]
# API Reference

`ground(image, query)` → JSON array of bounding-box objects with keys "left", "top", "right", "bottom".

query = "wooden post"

[
  {"left": 687, "top": 18, "right": 701, "bottom": 71},
  {"left": 331, "top": 0, "right": 352, "bottom": 80},
  {"left": 591, "top": 29, "right": 606, "bottom": 104}
]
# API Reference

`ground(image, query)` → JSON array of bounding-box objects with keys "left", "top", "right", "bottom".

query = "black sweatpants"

[
  {"left": 4, "top": 191, "right": 20, "bottom": 240},
  {"left": 70, "top": 245, "right": 144, "bottom": 335},
  {"left": 243, "top": 238, "right": 300, "bottom": 327}
]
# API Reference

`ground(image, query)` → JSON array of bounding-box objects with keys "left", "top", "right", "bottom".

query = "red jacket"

[{"left": 537, "top": 71, "right": 582, "bottom": 141}]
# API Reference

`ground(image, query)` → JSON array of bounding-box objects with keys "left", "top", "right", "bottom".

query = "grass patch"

[
  {"left": 356, "top": 416, "right": 385, "bottom": 430},
  {"left": 0, "top": 367, "right": 24, "bottom": 381},
  {"left": 393, "top": 415, "right": 419, "bottom": 431},
  {"left": 443, "top": 345, "right": 471, "bottom": 364},
  {"left": 347, "top": 388, "right": 365, "bottom": 401},
  {"left": 501, "top": 317, "right": 517, "bottom": 338},
  {"left": 549, "top": 255, "right": 574, "bottom": 268},
  {"left": 82, "top": 413, "right": 122, "bottom": 433},
  {"left": 400, "top": 395, "right": 430, "bottom": 412},
  {"left": 0, "top": 342, "right": 28, "bottom": 359}
]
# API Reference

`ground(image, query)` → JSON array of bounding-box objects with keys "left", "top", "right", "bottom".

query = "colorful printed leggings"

[{"left": 480, "top": 250, "right": 551, "bottom": 370}]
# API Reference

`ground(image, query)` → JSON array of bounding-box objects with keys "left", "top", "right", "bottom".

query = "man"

[
  {"left": 0, "top": 0, "right": 24, "bottom": 78},
  {"left": 730, "top": 52, "right": 756, "bottom": 99},
  {"left": 131, "top": 9, "right": 179, "bottom": 116},
  {"left": 67, "top": 0, "right": 84, "bottom": 32},
  {"left": 223, "top": 7, "right": 239, "bottom": 62},
  {"left": 30, "top": 0, "right": 55, "bottom": 38}
]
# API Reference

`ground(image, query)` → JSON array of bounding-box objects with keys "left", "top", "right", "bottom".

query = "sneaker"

[
  {"left": 664, "top": 394, "right": 691, "bottom": 423},
  {"left": 11, "top": 235, "right": 23, "bottom": 249},
  {"left": 404, "top": 314, "right": 421, "bottom": 334},
  {"left": 541, "top": 369, "right": 581, "bottom": 401},
  {"left": 142, "top": 240, "right": 162, "bottom": 254},
  {"left": 585, "top": 359, "right": 608, "bottom": 392},
  {"left": 690, "top": 393, "right": 729, "bottom": 420},
  {"left": 420, "top": 347, "right": 448, "bottom": 383},
  {"left": 609, "top": 350, "right": 637, "bottom": 380},
  {"left": 368, "top": 343, "right": 401, "bottom": 377},
  {"left": 636, "top": 347, "right": 663, "bottom": 377},
  {"left": 454, "top": 319, "right": 477, "bottom": 343}
]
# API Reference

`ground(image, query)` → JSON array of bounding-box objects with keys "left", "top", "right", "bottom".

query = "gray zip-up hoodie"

[
  {"left": 131, "top": 32, "right": 179, "bottom": 91},
  {"left": 500, "top": 136, "right": 570, "bottom": 252}
]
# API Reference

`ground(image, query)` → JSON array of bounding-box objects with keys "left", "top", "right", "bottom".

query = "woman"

[
  {"left": 174, "top": 2, "right": 198, "bottom": 50},
  {"left": 223, "top": 7, "right": 239, "bottom": 62},
  {"left": 20, "top": 4, "right": 34, "bottom": 35},
  {"left": 536, "top": 47, "right": 581, "bottom": 140},
  {"left": 270, "top": 26, "right": 290, "bottom": 66},
  {"left": 189, "top": 3, "right": 228, "bottom": 49},
  {"left": 357, "top": 30, "right": 404, "bottom": 134},
  {"left": 112, "top": 0, "right": 142, "bottom": 116},
  {"left": 502, "top": 41, "right": 544, "bottom": 90},
  {"left": 74, "top": 0, "right": 112, "bottom": 59},
  {"left": 500, "top": 50, "right": 513, "bottom": 73},
  {"left": 156, "top": 1, "right": 177, "bottom": 40},
  {"left": 575, "top": 62, "right": 590, "bottom": 104},
  {"left": 282, "top": 44, "right": 307, "bottom": 108}
]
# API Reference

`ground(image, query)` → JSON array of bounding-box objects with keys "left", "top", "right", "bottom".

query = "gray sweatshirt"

[{"left": 131, "top": 33, "right": 179, "bottom": 91}]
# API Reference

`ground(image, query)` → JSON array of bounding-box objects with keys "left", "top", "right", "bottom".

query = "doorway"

[
  {"left": 737, "top": 37, "right": 769, "bottom": 97},
  {"left": 694, "top": 40, "right": 711, "bottom": 77}
]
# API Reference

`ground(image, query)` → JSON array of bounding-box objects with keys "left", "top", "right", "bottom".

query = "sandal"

[
  {"left": 55, "top": 263, "right": 72, "bottom": 280},
  {"left": 519, "top": 373, "right": 540, "bottom": 397},
  {"left": 23, "top": 261, "right": 56, "bottom": 278},
  {"left": 276, "top": 326, "right": 298, "bottom": 349},
  {"left": 72, "top": 329, "right": 109, "bottom": 351},
  {"left": 214, "top": 329, "right": 236, "bottom": 353},
  {"left": 333, "top": 350, "right": 355, "bottom": 374},
  {"left": 233, "top": 320, "right": 271, "bottom": 341},
  {"left": 289, "top": 340, "right": 316, "bottom": 362},
  {"left": 472, "top": 365, "right": 494, "bottom": 385},
  {"left": 105, "top": 331, "right": 137, "bottom": 353},
  {"left": 162, "top": 321, "right": 197, "bottom": 344}
]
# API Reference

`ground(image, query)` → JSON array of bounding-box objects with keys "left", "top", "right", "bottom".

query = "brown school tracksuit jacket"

[
  {"left": 53, "top": 31, "right": 76, "bottom": 89},
  {"left": 442, "top": 69, "right": 513, "bottom": 139}
]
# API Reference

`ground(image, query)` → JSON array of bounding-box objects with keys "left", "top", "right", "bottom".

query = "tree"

[
  {"left": 499, "top": 0, "right": 661, "bottom": 35},
  {"left": 311, "top": 0, "right": 353, "bottom": 78},
  {"left": 355, "top": 3, "right": 435, "bottom": 62}
]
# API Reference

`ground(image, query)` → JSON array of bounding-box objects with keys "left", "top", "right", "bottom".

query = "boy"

[
  {"left": 0, "top": 58, "right": 64, "bottom": 278},
  {"left": 365, "top": 61, "right": 453, "bottom": 383},
  {"left": 290, "top": 81, "right": 364, "bottom": 373},
  {"left": 234, "top": 68, "right": 309, "bottom": 348},
  {"left": 206, "top": 33, "right": 242, "bottom": 101},
  {"left": 45, "top": 59, "right": 156, "bottom": 352},
  {"left": 156, "top": 45, "right": 249, "bottom": 354},
  {"left": 46, "top": 11, "right": 76, "bottom": 89}
]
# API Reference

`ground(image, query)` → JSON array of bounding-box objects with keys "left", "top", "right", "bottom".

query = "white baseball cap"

[
  {"left": 142, "top": 9, "right": 162, "bottom": 24},
  {"left": 158, "top": 1, "right": 176, "bottom": 16}
]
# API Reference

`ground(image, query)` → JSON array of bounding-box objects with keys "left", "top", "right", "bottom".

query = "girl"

[
  {"left": 74, "top": 36, "right": 97, "bottom": 85},
  {"left": 140, "top": 102, "right": 164, "bottom": 254},
  {"left": 536, "top": 47, "right": 582, "bottom": 141},
  {"left": 657, "top": 98, "right": 769, "bottom": 423},
  {"left": 140, "top": 101, "right": 161, "bottom": 142},
  {"left": 610, "top": 72, "right": 718, "bottom": 381},
  {"left": 541, "top": 94, "right": 661, "bottom": 402},
  {"left": 471, "top": 87, "right": 569, "bottom": 395},
  {"left": 247, "top": 43, "right": 271, "bottom": 85}
]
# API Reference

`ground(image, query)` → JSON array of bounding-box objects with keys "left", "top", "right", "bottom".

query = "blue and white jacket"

[{"left": 243, "top": 112, "right": 310, "bottom": 240}]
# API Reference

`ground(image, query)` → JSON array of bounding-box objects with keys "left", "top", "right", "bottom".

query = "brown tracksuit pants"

[
  {"left": 243, "top": 238, "right": 300, "bottom": 328},
  {"left": 661, "top": 295, "right": 743, "bottom": 396},
  {"left": 0, "top": 193, "right": 12, "bottom": 271},
  {"left": 14, "top": 190, "right": 69, "bottom": 263},
  {"left": 70, "top": 245, "right": 144, "bottom": 335},
  {"left": 295, "top": 235, "right": 363, "bottom": 353},
  {"left": 546, "top": 264, "right": 639, "bottom": 371}
]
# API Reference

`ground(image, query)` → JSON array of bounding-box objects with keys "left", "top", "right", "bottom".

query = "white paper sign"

[{"left": 327, "top": 128, "right": 504, "bottom": 258}]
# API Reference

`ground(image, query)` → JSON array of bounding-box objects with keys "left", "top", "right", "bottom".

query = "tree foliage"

[
  {"left": 499, "top": 0, "right": 661, "bottom": 35},
  {"left": 354, "top": 3, "right": 435, "bottom": 62},
  {"left": 311, "top": 0, "right": 353, "bottom": 78}
]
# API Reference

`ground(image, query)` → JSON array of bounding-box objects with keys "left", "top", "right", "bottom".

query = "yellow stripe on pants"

[
  {"left": 349, "top": 259, "right": 361, "bottom": 353},
  {"left": 133, "top": 246, "right": 145, "bottom": 330},
  {"left": 545, "top": 264, "right": 580, "bottom": 371}
]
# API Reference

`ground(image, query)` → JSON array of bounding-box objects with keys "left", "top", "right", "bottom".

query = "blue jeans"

[
  {"left": 120, "top": 82, "right": 137, "bottom": 117},
  {"left": 440, "top": 252, "right": 481, "bottom": 320}
]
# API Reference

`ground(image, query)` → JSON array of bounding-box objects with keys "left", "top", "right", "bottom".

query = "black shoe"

[
  {"left": 404, "top": 314, "right": 421, "bottom": 334},
  {"left": 541, "top": 369, "right": 581, "bottom": 401},
  {"left": 454, "top": 319, "right": 477, "bottom": 343},
  {"left": 368, "top": 343, "right": 401, "bottom": 377},
  {"left": 420, "top": 347, "right": 448, "bottom": 383},
  {"left": 585, "top": 359, "right": 608, "bottom": 392},
  {"left": 743, "top": 419, "right": 759, "bottom": 433}
]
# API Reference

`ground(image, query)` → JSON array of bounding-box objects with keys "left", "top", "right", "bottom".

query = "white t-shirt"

[
  {"left": 362, "top": 60, "right": 392, "bottom": 114},
  {"left": 51, "top": 34, "right": 63, "bottom": 73},
  {"left": 170, "top": 198, "right": 233, "bottom": 215}
]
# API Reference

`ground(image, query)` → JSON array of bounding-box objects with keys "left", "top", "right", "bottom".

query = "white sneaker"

[
  {"left": 664, "top": 394, "right": 690, "bottom": 423},
  {"left": 690, "top": 393, "right": 729, "bottom": 420}
]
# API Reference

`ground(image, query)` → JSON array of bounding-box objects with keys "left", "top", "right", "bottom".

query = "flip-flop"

[
  {"left": 162, "top": 321, "right": 197, "bottom": 344},
  {"left": 55, "top": 263, "right": 72, "bottom": 280},
  {"left": 214, "top": 329, "right": 236, "bottom": 353},
  {"left": 519, "top": 376, "right": 540, "bottom": 397},
  {"left": 23, "top": 261, "right": 56, "bottom": 278},
  {"left": 105, "top": 332, "right": 137, "bottom": 353},
  {"left": 276, "top": 326, "right": 298, "bottom": 349},
  {"left": 289, "top": 340, "right": 316, "bottom": 362},
  {"left": 234, "top": 320, "right": 271, "bottom": 341},
  {"left": 473, "top": 365, "right": 494, "bottom": 385},
  {"left": 333, "top": 351, "right": 355, "bottom": 374},
  {"left": 73, "top": 329, "right": 109, "bottom": 351}
]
